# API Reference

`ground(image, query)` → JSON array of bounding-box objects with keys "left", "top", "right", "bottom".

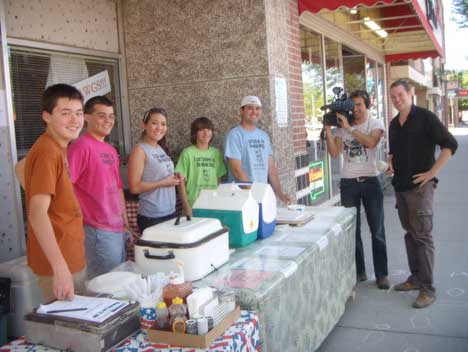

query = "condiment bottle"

[
  {"left": 155, "top": 301, "right": 169, "bottom": 330},
  {"left": 163, "top": 261, "right": 192, "bottom": 306},
  {"left": 168, "top": 296, "right": 188, "bottom": 329}
]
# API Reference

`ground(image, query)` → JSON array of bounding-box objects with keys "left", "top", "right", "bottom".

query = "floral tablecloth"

[{"left": 0, "top": 311, "right": 260, "bottom": 352}]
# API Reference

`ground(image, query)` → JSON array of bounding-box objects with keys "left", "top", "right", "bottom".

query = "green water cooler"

[{"left": 193, "top": 184, "right": 259, "bottom": 247}]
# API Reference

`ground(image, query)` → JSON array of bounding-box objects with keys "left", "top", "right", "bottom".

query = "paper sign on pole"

[{"left": 73, "top": 71, "right": 111, "bottom": 102}]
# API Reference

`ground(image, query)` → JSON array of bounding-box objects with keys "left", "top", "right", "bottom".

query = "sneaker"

[
  {"left": 376, "top": 276, "right": 390, "bottom": 290},
  {"left": 357, "top": 273, "right": 368, "bottom": 282},
  {"left": 394, "top": 280, "right": 420, "bottom": 291},
  {"left": 413, "top": 292, "right": 436, "bottom": 308}
]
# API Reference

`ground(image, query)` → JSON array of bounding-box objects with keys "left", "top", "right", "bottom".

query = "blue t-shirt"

[{"left": 224, "top": 125, "right": 272, "bottom": 183}]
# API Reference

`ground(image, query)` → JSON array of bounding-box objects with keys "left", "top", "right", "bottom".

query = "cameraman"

[{"left": 324, "top": 90, "right": 389, "bottom": 289}]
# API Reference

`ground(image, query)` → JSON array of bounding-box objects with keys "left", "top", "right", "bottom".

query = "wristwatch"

[{"left": 348, "top": 126, "right": 356, "bottom": 133}]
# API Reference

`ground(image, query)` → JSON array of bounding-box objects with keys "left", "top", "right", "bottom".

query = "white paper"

[
  {"left": 255, "top": 245, "right": 305, "bottom": 258},
  {"left": 275, "top": 77, "right": 288, "bottom": 126},
  {"left": 231, "top": 257, "right": 298, "bottom": 278},
  {"left": 37, "top": 295, "right": 129, "bottom": 323},
  {"left": 73, "top": 70, "right": 111, "bottom": 103}
]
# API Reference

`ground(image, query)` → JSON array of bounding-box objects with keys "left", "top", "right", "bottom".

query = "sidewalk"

[{"left": 317, "top": 129, "right": 468, "bottom": 352}]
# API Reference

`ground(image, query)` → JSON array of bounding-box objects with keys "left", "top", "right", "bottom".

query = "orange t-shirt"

[{"left": 24, "top": 133, "right": 86, "bottom": 276}]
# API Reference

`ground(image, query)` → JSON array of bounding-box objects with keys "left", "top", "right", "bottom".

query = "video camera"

[{"left": 320, "top": 87, "right": 355, "bottom": 127}]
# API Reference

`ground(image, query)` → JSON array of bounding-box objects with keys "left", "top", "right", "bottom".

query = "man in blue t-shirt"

[{"left": 224, "top": 95, "right": 291, "bottom": 204}]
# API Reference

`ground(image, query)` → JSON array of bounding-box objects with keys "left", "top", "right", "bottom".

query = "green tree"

[
  {"left": 459, "top": 98, "right": 468, "bottom": 110},
  {"left": 451, "top": 0, "right": 468, "bottom": 29},
  {"left": 446, "top": 69, "right": 468, "bottom": 86}
]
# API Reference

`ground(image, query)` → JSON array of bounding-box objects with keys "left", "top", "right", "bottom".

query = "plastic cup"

[{"left": 139, "top": 307, "right": 156, "bottom": 329}]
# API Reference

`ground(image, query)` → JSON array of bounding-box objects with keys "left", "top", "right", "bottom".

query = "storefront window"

[
  {"left": 342, "top": 46, "right": 365, "bottom": 93},
  {"left": 10, "top": 47, "right": 125, "bottom": 159},
  {"left": 300, "top": 27, "right": 330, "bottom": 204},
  {"left": 324, "top": 38, "right": 343, "bottom": 197}
]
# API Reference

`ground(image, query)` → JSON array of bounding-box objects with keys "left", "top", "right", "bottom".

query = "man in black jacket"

[{"left": 388, "top": 79, "right": 458, "bottom": 308}]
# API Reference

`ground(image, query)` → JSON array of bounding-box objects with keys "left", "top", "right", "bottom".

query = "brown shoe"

[
  {"left": 376, "top": 276, "right": 390, "bottom": 290},
  {"left": 394, "top": 280, "right": 420, "bottom": 291},
  {"left": 357, "top": 273, "right": 368, "bottom": 282},
  {"left": 413, "top": 292, "right": 436, "bottom": 308}
]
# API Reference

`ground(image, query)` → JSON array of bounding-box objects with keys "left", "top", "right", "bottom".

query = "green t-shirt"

[{"left": 175, "top": 145, "right": 227, "bottom": 206}]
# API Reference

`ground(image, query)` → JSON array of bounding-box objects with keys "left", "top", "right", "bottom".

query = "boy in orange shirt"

[{"left": 24, "top": 84, "right": 86, "bottom": 302}]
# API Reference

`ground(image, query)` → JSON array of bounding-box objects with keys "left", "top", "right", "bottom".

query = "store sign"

[
  {"left": 456, "top": 89, "right": 468, "bottom": 97},
  {"left": 73, "top": 70, "right": 111, "bottom": 102},
  {"left": 308, "top": 161, "right": 325, "bottom": 201}
]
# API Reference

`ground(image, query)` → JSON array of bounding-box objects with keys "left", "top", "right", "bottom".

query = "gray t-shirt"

[
  {"left": 336, "top": 118, "right": 385, "bottom": 179},
  {"left": 138, "top": 143, "right": 176, "bottom": 218}
]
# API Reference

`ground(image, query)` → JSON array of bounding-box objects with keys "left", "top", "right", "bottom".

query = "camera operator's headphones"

[{"left": 351, "top": 90, "right": 371, "bottom": 109}]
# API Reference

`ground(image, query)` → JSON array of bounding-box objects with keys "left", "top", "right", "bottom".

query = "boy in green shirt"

[{"left": 176, "top": 117, "right": 227, "bottom": 215}]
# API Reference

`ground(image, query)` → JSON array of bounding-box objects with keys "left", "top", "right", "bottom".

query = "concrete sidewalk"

[{"left": 317, "top": 129, "right": 468, "bottom": 352}]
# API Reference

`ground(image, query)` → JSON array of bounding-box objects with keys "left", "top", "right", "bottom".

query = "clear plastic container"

[
  {"left": 163, "top": 273, "right": 192, "bottom": 306},
  {"left": 168, "top": 296, "right": 188, "bottom": 328},
  {"left": 155, "top": 301, "right": 169, "bottom": 330},
  {"left": 219, "top": 290, "right": 236, "bottom": 313}
]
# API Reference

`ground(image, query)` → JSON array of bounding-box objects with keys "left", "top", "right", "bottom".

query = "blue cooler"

[{"left": 251, "top": 183, "right": 277, "bottom": 239}]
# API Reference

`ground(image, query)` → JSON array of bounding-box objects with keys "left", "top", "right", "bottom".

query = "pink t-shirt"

[{"left": 68, "top": 133, "right": 124, "bottom": 232}]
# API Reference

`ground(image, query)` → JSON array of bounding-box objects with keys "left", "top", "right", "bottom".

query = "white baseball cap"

[{"left": 240, "top": 95, "right": 262, "bottom": 108}]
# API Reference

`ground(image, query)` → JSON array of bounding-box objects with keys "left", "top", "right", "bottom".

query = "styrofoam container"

[
  {"left": 134, "top": 217, "right": 230, "bottom": 281},
  {"left": 86, "top": 271, "right": 141, "bottom": 299},
  {"left": 0, "top": 256, "right": 43, "bottom": 337}
]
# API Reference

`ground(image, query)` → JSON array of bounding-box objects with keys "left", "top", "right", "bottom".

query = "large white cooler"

[
  {"left": 134, "top": 216, "right": 230, "bottom": 281},
  {"left": 0, "top": 256, "right": 43, "bottom": 337}
]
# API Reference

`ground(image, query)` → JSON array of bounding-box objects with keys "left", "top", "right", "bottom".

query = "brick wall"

[{"left": 287, "top": 0, "right": 306, "bottom": 155}]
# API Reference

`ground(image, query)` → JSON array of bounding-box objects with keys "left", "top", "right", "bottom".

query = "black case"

[{"left": 24, "top": 301, "right": 140, "bottom": 352}]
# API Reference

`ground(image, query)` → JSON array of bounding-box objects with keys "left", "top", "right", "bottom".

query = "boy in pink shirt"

[{"left": 68, "top": 96, "right": 129, "bottom": 279}]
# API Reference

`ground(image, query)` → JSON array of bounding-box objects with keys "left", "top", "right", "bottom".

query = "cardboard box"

[{"left": 147, "top": 306, "right": 241, "bottom": 348}]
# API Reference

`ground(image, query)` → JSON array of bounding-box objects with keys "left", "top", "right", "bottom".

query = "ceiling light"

[
  {"left": 350, "top": 7, "right": 358, "bottom": 14},
  {"left": 363, "top": 17, "right": 388, "bottom": 38}
]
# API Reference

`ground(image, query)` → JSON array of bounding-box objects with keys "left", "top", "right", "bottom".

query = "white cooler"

[
  {"left": 134, "top": 216, "right": 230, "bottom": 281},
  {"left": 0, "top": 256, "right": 43, "bottom": 338}
]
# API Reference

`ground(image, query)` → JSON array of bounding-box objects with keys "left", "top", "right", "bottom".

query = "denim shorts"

[{"left": 84, "top": 225, "right": 127, "bottom": 279}]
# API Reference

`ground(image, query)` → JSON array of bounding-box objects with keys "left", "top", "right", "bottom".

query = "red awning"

[
  {"left": 298, "top": 0, "right": 396, "bottom": 14},
  {"left": 299, "top": 0, "right": 444, "bottom": 61}
]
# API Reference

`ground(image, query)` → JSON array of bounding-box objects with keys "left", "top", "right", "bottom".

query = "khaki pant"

[
  {"left": 37, "top": 268, "right": 87, "bottom": 303},
  {"left": 395, "top": 181, "right": 436, "bottom": 295}
]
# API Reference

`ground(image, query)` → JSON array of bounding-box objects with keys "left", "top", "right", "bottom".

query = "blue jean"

[
  {"left": 84, "top": 225, "right": 127, "bottom": 279},
  {"left": 340, "top": 176, "right": 388, "bottom": 278}
]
